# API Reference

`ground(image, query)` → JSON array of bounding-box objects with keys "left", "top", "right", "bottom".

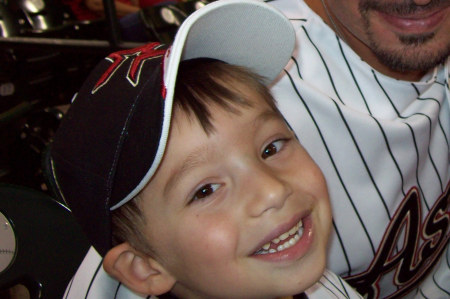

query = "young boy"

[{"left": 51, "top": 1, "right": 362, "bottom": 298}]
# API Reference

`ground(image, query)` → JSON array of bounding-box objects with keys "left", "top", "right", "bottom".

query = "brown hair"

[{"left": 111, "top": 59, "right": 279, "bottom": 254}]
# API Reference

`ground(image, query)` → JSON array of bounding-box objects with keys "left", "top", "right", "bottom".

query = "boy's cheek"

[
  {"left": 175, "top": 215, "right": 240, "bottom": 263},
  {"left": 290, "top": 167, "right": 329, "bottom": 207}
]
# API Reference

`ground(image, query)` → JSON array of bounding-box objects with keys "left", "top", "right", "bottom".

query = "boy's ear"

[{"left": 103, "top": 243, "right": 176, "bottom": 296}]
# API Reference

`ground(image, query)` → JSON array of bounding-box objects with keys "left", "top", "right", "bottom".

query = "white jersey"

[
  {"left": 64, "top": 0, "right": 449, "bottom": 297},
  {"left": 268, "top": 0, "right": 450, "bottom": 298},
  {"left": 64, "top": 247, "right": 362, "bottom": 299}
]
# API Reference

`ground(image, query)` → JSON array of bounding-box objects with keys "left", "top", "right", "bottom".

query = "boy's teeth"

[
  {"left": 279, "top": 231, "right": 290, "bottom": 241},
  {"left": 288, "top": 225, "right": 298, "bottom": 235},
  {"left": 277, "top": 234, "right": 300, "bottom": 251},
  {"left": 255, "top": 220, "right": 304, "bottom": 255}
]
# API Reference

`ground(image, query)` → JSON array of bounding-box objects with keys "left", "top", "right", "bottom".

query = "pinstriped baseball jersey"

[
  {"left": 64, "top": 247, "right": 362, "bottom": 299},
  {"left": 267, "top": 0, "right": 449, "bottom": 298}
]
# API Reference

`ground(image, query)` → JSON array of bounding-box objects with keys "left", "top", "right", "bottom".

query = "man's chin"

[{"left": 371, "top": 39, "right": 450, "bottom": 73}]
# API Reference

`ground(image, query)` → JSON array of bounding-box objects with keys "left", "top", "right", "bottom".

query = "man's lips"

[{"left": 377, "top": 6, "right": 448, "bottom": 34}]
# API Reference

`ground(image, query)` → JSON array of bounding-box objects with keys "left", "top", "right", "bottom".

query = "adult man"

[{"left": 268, "top": 0, "right": 449, "bottom": 298}]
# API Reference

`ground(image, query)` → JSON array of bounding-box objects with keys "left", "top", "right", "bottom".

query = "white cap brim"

[{"left": 165, "top": 0, "right": 295, "bottom": 88}]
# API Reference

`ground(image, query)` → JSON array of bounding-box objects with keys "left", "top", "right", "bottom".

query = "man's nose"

[{"left": 241, "top": 163, "right": 292, "bottom": 217}]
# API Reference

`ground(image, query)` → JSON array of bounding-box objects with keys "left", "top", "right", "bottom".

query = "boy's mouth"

[{"left": 254, "top": 219, "right": 304, "bottom": 255}]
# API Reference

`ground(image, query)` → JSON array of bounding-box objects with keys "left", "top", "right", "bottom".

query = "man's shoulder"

[{"left": 266, "top": 0, "right": 312, "bottom": 20}]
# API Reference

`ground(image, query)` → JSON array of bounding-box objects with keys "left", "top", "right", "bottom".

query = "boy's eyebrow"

[
  {"left": 163, "top": 143, "right": 215, "bottom": 198},
  {"left": 252, "top": 108, "right": 281, "bottom": 127}
]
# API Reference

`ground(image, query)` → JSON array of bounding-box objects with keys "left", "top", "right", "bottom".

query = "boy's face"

[{"left": 140, "top": 83, "right": 332, "bottom": 298}]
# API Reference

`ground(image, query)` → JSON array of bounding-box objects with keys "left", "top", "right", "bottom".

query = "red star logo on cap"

[{"left": 92, "top": 42, "right": 166, "bottom": 94}]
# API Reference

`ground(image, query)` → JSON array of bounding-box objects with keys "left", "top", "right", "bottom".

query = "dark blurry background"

[{"left": 0, "top": 0, "right": 213, "bottom": 194}]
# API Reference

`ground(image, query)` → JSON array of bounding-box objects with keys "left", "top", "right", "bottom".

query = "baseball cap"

[{"left": 50, "top": 0, "right": 295, "bottom": 256}]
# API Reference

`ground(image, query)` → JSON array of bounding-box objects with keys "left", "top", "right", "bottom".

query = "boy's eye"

[
  {"left": 261, "top": 139, "right": 286, "bottom": 159},
  {"left": 191, "top": 183, "right": 220, "bottom": 202}
]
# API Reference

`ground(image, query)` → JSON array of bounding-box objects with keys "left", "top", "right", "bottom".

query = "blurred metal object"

[
  {"left": 102, "top": 0, "right": 121, "bottom": 46},
  {"left": 0, "top": 185, "right": 91, "bottom": 298},
  {"left": 16, "top": 0, "right": 69, "bottom": 32},
  {"left": 0, "top": 3, "right": 20, "bottom": 37},
  {"left": 141, "top": 0, "right": 214, "bottom": 44}
]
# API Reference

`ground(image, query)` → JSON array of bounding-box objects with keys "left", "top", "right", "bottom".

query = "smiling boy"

[
  {"left": 103, "top": 58, "right": 334, "bottom": 298},
  {"left": 50, "top": 1, "right": 362, "bottom": 298}
]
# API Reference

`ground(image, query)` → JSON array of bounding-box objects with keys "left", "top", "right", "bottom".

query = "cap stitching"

[{"left": 104, "top": 73, "right": 156, "bottom": 213}]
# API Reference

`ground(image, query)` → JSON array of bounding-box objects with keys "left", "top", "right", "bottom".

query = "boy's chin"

[{"left": 170, "top": 264, "right": 327, "bottom": 299}]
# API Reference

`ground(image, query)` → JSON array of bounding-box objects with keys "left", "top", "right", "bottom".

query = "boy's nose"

[{"left": 242, "top": 163, "right": 292, "bottom": 217}]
